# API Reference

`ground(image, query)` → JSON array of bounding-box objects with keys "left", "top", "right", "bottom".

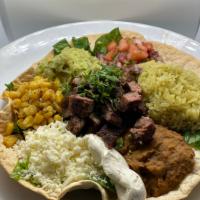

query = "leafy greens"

[
  {"left": 72, "top": 36, "right": 91, "bottom": 51},
  {"left": 183, "top": 131, "right": 200, "bottom": 150},
  {"left": 93, "top": 28, "right": 122, "bottom": 55},
  {"left": 53, "top": 39, "right": 70, "bottom": 55}
]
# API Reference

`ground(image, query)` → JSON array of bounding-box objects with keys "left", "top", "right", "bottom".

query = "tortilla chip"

[{"left": 1, "top": 30, "right": 200, "bottom": 200}]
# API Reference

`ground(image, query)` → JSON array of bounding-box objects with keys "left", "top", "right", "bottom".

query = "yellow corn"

[
  {"left": 23, "top": 105, "right": 37, "bottom": 116},
  {"left": 44, "top": 112, "right": 53, "bottom": 119},
  {"left": 54, "top": 114, "right": 62, "bottom": 121},
  {"left": 21, "top": 93, "right": 29, "bottom": 102},
  {"left": 3, "top": 135, "right": 18, "bottom": 148},
  {"left": 7, "top": 76, "right": 63, "bottom": 129},
  {"left": 7, "top": 91, "right": 20, "bottom": 99},
  {"left": 55, "top": 90, "right": 64, "bottom": 104},
  {"left": 5, "top": 122, "right": 14, "bottom": 135},
  {"left": 23, "top": 116, "right": 34, "bottom": 129},
  {"left": 17, "top": 119, "right": 24, "bottom": 129},
  {"left": 33, "top": 113, "right": 44, "bottom": 124},
  {"left": 42, "top": 89, "right": 54, "bottom": 101},
  {"left": 12, "top": 99, "right": 21, "bottom": 108},
  {"left": 53, "top": 103, "right": 62, "bottom": 113}
]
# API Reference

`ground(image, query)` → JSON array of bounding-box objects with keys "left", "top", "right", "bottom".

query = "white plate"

[{"left": 0, "top": 20, "right": 200, "bottom": 200}]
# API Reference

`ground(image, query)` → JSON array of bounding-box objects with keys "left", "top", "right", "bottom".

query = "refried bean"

[{"left": 124, "top": 125, "right": 194, "bottom": 197}]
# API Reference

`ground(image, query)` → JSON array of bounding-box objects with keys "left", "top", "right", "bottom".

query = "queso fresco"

[{"left": 1, "top": 28, "right": 200, "bottom": 200}]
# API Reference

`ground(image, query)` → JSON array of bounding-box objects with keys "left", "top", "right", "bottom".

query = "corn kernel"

[
  {"left": 18, "top": 84, "right": 27, "bottom": 95},
  {"left": 33, "top": 113, "right": 44, "bottom": 124},
  {"left": 23, "top": 105, "right": 37, "bottom": 116},
  {"left": 42, "top": 89, "right": 54, "bottom": 101},
  {"left": 20, "top": 102, "right": 29, "bottom": 108},
  {"left": 53, "top": 103, "right": 62, "bottom": 113},
  {"left": 17, "top": 119, "right": 24, "bottom": 129},
  {"left": 12, "top": 99, "right": 21, "bottom": 108},
  {"left": 5, "top": 122, "right": 14, "bottom": 135},
  {"left": 3, "top": 135, "right": 18, "bottom": 148},
  {"left": 55, "top": 90, "right": 64, "bottom": 103},
  {"left": 23, "top": 116, "right": 34, "bottom": 129},
  {"left": 40, "top": 82, "right": 51, "bottom": 88},
  {"left": 54, "top": 114, "right": 62, "bottom": 121},
  {"left": 21, "top": 94, "right": 29, "bottom": 102},
  {"left": 7, "top": 91, "right": 20, "bottom": 99},
  {"left": 44, "top": 112, "right": 53, "bottom": 119}
]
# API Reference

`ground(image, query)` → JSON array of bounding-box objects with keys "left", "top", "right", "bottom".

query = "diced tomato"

[
  {"left": 143, "top": 42, "right": 153, "bottom": 51},
  {"left": 131, "top": 50, "right": 148, "bottom": 62},
  {"left": 104, "top": 50, "right": 117, "bottom": 61},
  {"left": 118, "top": 39, "right": 129, "bottom": 52},
  {"left": 107, "top": 41, "right": 118, "bottom": 52},
  {"left": 129, "top": 43, "right": 138, "bottom": 53},
  {"left": 136, "top": 43, "right": 148, "bottom": 52}
]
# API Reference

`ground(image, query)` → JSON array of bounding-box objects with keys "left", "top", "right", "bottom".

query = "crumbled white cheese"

[
  {"left": 13, "top": 121, "right": 103, "bottom": 198},
  {"left": 87, "top": 134, "right": 146, "bottom": 200}
]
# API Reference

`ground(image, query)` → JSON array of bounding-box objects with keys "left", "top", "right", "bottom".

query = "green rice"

[{"left": 138, "top": 61, "right": 200, "bottom": 132}]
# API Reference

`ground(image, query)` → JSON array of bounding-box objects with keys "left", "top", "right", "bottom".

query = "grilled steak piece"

[
  {"left": 89, "top": 113, "right": 102, "bottom": 131},
  {"left": 119, "top": 92, "right": 142, "bottom": 112},
  {"left": 122, "top": 65, "right": 142, "bottom": 82},
  {"left": 68, "top": 95, "right": 94, "bottom": 118},
  {"left": 130, "top": 116, "right": 155, "bottom": 148},
  {"left": 97, "top": 125, "right": 124, "bottom": 148},
  {"left": 67, "top": 116, "right": 85, "bottom": 135},
  {"left": 103, "top": 110, "right": 122, "bottom": 127},
  {"left": 124, "top": 81, "right": 142, "bottom": 94}
]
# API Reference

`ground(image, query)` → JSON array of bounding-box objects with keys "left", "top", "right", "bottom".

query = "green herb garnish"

[
  {"left": 5, "top": 82, "right": 14, "bottom": 91},
  {"left": 72, "top": 37, "right": 91, "bottom": 51},
  {"left": 115, "top": 137, "right": 124, "bottom": 150},
  {"left": 11, "top": 158, "right": 29, "bottom": 181},
  {"left": 89, "top": 175, "right": 116, "bottom": 193},
  {"left": 183, "top": 131, "right": 200, "bottom": 150},
  {"left": 93, "top": 28, "right": 122, "bottom": 55},
  {"left": 53, "top": 39, "right": 70, "bottom": 55},
  {"left": 78, "top": 66, "right": 122, "bottom": 104}
]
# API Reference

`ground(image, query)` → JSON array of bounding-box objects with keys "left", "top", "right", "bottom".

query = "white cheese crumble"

[{"left": 13, "top": 121, "right": 103, "bottom": 198}]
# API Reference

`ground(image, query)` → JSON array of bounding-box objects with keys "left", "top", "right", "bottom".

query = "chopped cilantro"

[
  {"left": 11, "top": 158, "right": 29, "bottom": 181},
  {"left": 89, "top": 175, "right": 116, "bottom": 193},
  {"left": 78, "top": 65, "right": 122, "bottom": 104}
]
